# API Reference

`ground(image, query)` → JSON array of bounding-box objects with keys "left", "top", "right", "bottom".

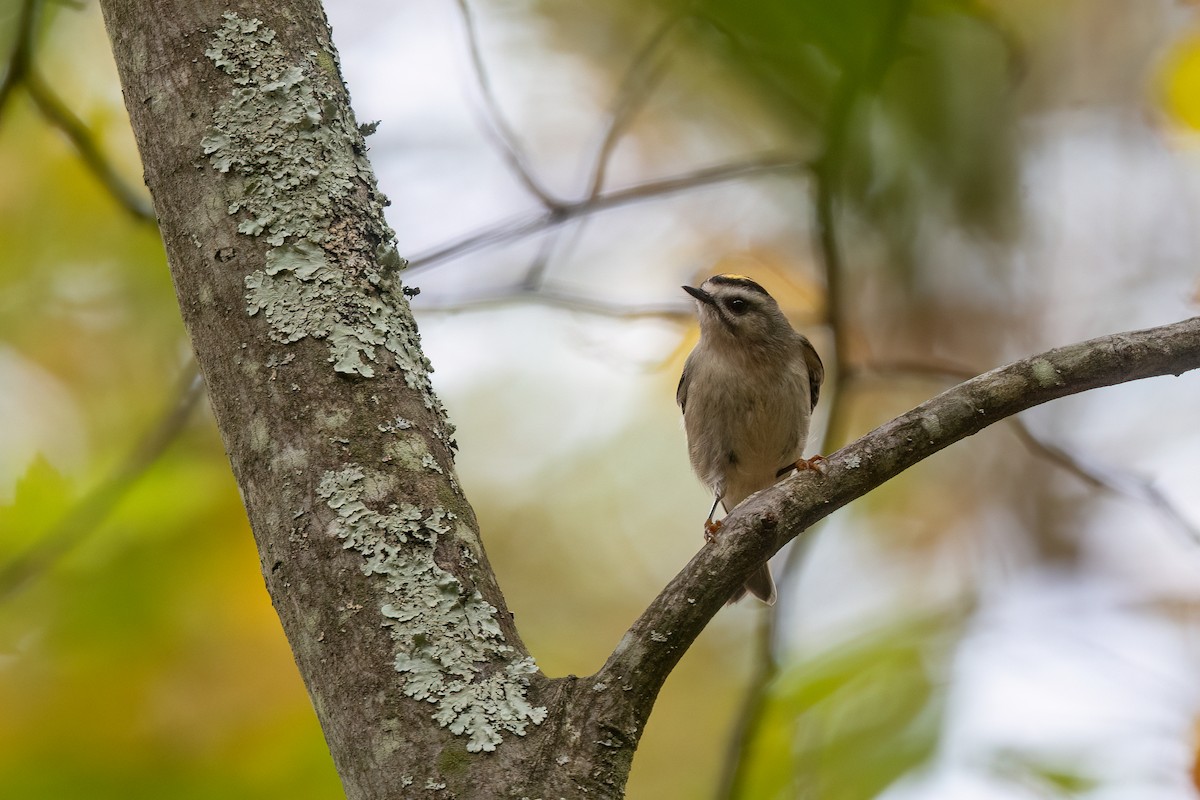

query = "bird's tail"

[{"left": 727, "top": 563, "right": 776, "bottom": 606}]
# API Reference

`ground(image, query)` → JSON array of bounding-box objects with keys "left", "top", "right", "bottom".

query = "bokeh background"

[{"left": 3, "top": 0, "right": 1200, "bottom": 798}]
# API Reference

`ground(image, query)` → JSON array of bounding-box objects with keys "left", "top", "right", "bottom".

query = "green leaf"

[
  {"left": 0, "top": 456, "right": 75, "bottom": 559},
  {"left": 991, "top": 750, "right": 1101, "bottom": 796},
  {"left": 734, "top": 611, "right": 965, "bottom": 800}
]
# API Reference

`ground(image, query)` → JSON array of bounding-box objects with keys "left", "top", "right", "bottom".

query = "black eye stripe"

[{"left": 724, "top": 297, "right": 749, "bottom": 314}]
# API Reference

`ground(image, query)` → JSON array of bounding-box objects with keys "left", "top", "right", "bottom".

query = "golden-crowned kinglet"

[{"left": 677, "top": 274, "right": 825, "bottom": 605}]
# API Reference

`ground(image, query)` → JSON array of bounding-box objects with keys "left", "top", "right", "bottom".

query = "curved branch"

[
  {"left": 852, "top": 359, "right": 1200, "bottom": 542},
  {"left": 404, "top": 154, "right": 808, "bottom": 273},
  {"left": 584, "top": 12, "right": 684, "bottom": 200},
  {"left": 453, "top": 0, "right": 562, "bottom": 207},
  {"left": 25, "top": 71, "right": 156, "bottom": 221},
  {"left": 597, "top": 316, "right": 1200, "bottom": 727},
  {"left": 0, "top": 0, "right": 37, "bottom": 115}
]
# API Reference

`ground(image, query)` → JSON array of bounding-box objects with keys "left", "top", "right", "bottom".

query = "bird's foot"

[
  {"left": 703, "top": 519, "right": 723, "bottom": 543},
  {"left": 794, "top": 454, "right": 829, "bottom": 475}
]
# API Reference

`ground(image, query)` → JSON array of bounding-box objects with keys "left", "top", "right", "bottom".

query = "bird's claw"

[
  {"left": 794, "top": 454, "right": 829, "bottom": 475},
  {"left": 703, "top": 519, "right": 723, "bottom": 543}
]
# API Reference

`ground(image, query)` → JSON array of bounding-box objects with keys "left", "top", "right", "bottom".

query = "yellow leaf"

[{"left": 1160, "top": 30, "right": 1200, "bottom": 131}]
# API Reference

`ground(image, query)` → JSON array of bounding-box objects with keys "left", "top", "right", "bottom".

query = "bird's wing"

[
  {"left": 799, "top": 335, "right": 825, "bottom": 410},
  {"left": 676, "top": 362, "right": 690, "bottom": 413}
]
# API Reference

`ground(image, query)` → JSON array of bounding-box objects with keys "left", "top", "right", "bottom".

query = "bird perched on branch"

[{"left": 677, "top": 274, "right": 825, "bottom": 605}]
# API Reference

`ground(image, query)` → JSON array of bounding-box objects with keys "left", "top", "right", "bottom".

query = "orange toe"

[{"left": 795, "top": 454, "right": 828, "bottom": 474}]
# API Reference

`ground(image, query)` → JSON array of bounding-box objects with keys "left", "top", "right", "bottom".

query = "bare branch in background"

[
  {"left": 404, "top": 154, "right": 809, "bottom": 274},
  {"left": 516, "top": 227, "right": 563, "bottom": 291},
  {"left": 440, "top": 5, "right": 694, "bottom": 305},
  {"left": 25, "top": 72, "right": 156, "bottom": 220},
  {"left": 0, "top": 0, "right": 37, "bottom": 114},
  {"left": 0, "top": 0, "right": 155, "bottom": 222},
  {"left": 584, "top": 12, "right": 685, "bottom": 200},
  {"left": 414, "top": 283, "right": 696, "bottom": 319},
  {"left": 453, "top": 0, "right": 563, "bottom": 208},
  {"left": 0, "top": 365, "right": 204, "bottom": 603},
  {"left": 714, "top": 607, "right": 776, "bottom": 799},
  {"left": 1010, "top": 424, "right": 1200, "bottom": 543}
]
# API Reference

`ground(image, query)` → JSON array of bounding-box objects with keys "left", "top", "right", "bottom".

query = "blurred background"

[{"left": 2, "top": 0, "right": 1200, "bottom": 797}]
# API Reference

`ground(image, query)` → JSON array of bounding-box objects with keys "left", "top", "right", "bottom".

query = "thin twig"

[
  {"left": 453, "top": 0, "right": 562, "bottom": 207},
  {"left": 404, "top": 154, "right": 808, "bottom": 274},
  {"left": 25, "top": 70, "right": 156, "bottom": 221},
  {"left": 0, "top": 0, "right": 155, "bottom": 221},
  {"left": 414, "top": 284, "right": 696, "bottom": 319},
  {"left": 0, "top": 365, "right": 205, "bottom": 603},
  {"left": 1011, "top": 423, "right": 1200, "bottom": 542},
  {"left": 518, "top": 228, "right": 562, "bottom": 291},
  {"left": 584, "top": 12, "right": 684, "bottom": 200},
  {"left": 714, "top": 602, "right": 777, "bottom": 799},
  {"left": 0, "top": 0, "right": 37, "bottom": 116}
]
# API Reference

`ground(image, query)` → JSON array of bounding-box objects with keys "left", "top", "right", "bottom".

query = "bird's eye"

[{"left": 726, "top": 297, "right": 749, "bottom": 315}]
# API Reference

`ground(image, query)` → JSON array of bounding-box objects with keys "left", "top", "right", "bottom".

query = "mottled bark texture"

[
  {"left": 97, "top": 1, "right": 575, "bottom": 797},
  {"left": 99, "top": 1, "right": 1200, "bottom": 798}
]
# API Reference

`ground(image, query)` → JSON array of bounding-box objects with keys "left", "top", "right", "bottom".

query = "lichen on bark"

[
  {"left": 318, "top": 466, "right": 547, "bottom": 752},
  {"left": 200, "top": 12, "right": 425, "bottom": 391},
  {"left": 198, "top": 10, "right": 530, "bottom": 755}
]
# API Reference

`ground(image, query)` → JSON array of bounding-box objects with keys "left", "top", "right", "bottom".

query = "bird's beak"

[{"left": 683, "top": 285, "right": 714, "bottom": 305}]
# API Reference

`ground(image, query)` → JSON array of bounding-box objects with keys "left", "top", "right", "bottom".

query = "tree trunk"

[
  {"left": 97, "top": 1, "right": 637, "bottom": 796},
  {"left": 98, "top": 1, "right": 1200, "bottom": 798}
]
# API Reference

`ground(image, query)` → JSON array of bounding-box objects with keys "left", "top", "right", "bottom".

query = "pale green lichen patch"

[
  {"left": 318, "top": 466, "right": 546, "bottom": 752},
  {"left": 249, "top": 414, "right": 271, "bottom": 451},
  {"left": 378, "top": 416, "right": 413, "bottom": 433},
  {"left": 919, "top": 412, "right": 943, "bottom": 440},
  {"left": 202, "top": 10, "right": 453, "bottom": 427},
  {"left": 203, "top": 16, "right": 352, "bottom": 246},
  {"left": 1030, "top": 357, "right": 1063, "bottom": 388},
  {"left": 315, "top": 406, "right": 351, "bottom": 431},
  {"left": 382, "top": 435, "right": 432, "bottom": 473},
  {"left": 272, "top": 445, "right": 309, "bottom": 473}
]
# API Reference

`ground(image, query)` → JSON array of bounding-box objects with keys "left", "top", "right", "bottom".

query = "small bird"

[{"left": 677, "top": 274, "right": 825, "bottom": 605}]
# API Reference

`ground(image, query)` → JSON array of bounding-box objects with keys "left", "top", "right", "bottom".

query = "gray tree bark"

[{"left": 98, "top": 1, "right": 1200, "bottom": 798}]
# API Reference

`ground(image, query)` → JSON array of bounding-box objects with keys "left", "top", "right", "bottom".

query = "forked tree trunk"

[
  {"left": 98, "top": 1, "right": 635, "bottom": 796},
  {"left": 99, "top": 1, "right": 1200, "bottom": 798}
]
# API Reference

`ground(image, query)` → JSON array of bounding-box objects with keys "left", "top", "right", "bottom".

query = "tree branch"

[
  {"left": 852, "top": 359, "right": 1200, "bottom": 543},
  {"left": 452, "top": 0, "right": 562, "bottom": 207},
  {"left": 404, "top": 154, "right": 808, "bottom": 273},
  {"left": 0, "top": 364, "right": 203, "bottom": 603},
  {"left": 583, "top": 12, "right": 684, "bottom": 200},
  {"left": 413, "top": 283, "right": 695, "bottom": 319},
  {"left": 0, "top": 0, "right": 36, "bottom": 115},
  {"left": 0, "top": 0, "right": 156, "bottom": 222},
  {"left": 25, "top": 70, "right": 156, "bottom": 221},
  {"left": 598, "top": 316, "right": 1200, "bottom": 731}
]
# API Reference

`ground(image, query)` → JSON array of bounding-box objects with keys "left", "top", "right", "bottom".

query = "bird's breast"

[{"left": 682, "top": 354, "right": 812, "bottom": 506}]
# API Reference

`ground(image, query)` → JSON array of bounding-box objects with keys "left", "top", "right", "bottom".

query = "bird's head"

[{"left": 683, "top": 274, "right": 794, "bottom": 349}]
